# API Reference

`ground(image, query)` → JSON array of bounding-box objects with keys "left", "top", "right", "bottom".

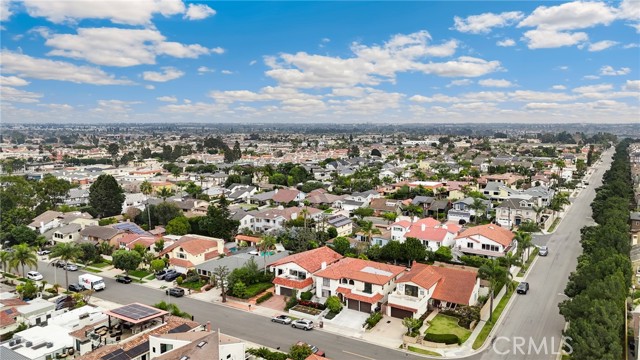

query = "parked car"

[
  {"left": 248, "top": 250, "right": 259, "bottom": 256},
  {"left": 27, "top": 271, "right": 43, "bottom": 281},
  {"left": 271, "top": 315, "right": 292, "bottom": 325},
  {"left": 539, "top": 246, "right": 548, "bottom": 257},
  {"left": 155, "top": 269, "right": 169, "bottom": 280},
  {"left": 52, "top": 260, "right": 67, "bottom": 268},
  {"left": 164, "top": 271, "right": 183, "bottom": 282},
  {"left": 517, "top": 282, "right": 530, "bottom": 295},
  {"left": 295, "top": 341, "right": 325, "bottom": 357},
  {"left": 291, "top": 319, "right": 314, "bottom": 331},
  {"left": 68, "top": 283, "right": 83, "bottom": 292},
  {"left": 65, "top": 264, "right": 79, "bottom": 271},
  {"left": 166, "top": 287, "right": 185, "bottom": 297},
  {"left": 116, "top": 275, "right": 132, "bottom": 284},
  {"left": 37, "top": 249, "right": 51, "bottom": 256}
]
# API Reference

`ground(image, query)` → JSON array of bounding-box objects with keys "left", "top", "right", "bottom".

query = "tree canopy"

[{"left": 89, "top": 174, "right": 125, "bottom": 218}]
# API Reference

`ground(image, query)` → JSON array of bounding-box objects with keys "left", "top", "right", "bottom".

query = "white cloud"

[
  {"left": 249, "top": 60, "right": 257, "bottom": 66},
  {"left": 1, "top": 0, "right": 13, "bottom": 21},
  {"left": 92, "top": 99, "right": 141, "bottom": 114},
  {"left": 496, "top": 38, "right": 516, "bottom": 47},
  {"left": 38, "top": 103, "right": 74, "bottom": 111},
  {"left": 587, "top": 40, "right": 618, "bottom": 51},
  {"left": 1, "top": 87, "right": 43, "bottom": 103},
  {"left": 624, "top": 43, "right": 639, "bottom": 49},
  {"left": 583, "top": 75, "right": 600, "bottom": 80},
  {"left": 156, "top": 96, "right": 177, "bottom": 102},
  {"left": 629, "top": 23, "right": 640, "bottom": 33},
  {"left": 509, "top": 90, "right": 576, "bottom": 102},
  {"left": 197, "top": 66, "right": 214, "bottom": 74},
  {"left": 0, "top": 76, "right": 30, "bottom": 87},
  {"left": 572, "top": 84, "right": 613, "bottom": 93},
  {"left": 599, "top": 65, "right": 631, "bottom": 76},
  {"left": 518, "top": 1, "right": 618, "bottom": 31},
  {"left": 142, "top": 67, "right": 184, "bottom": 82},
  {"left": 145, "top": 85, "right": 155, "bottom": 90},
  {"left": 552, "top": 85, "right": 567, "bottom": 90},
  {"left": 210, "top": 86, "right": 320, "bottom": 104},
  {"left": 184, "top": 4, "right": 216, "bottom": 20},
  {"left": 446, "top": 79, "right": 473, "bottom": 87},
  {"left": 221, "top": 70, "right": 233, "bottom": 75},
  {"left": 453, "top": 11, "right": 523, "bottom": 34},
  {"left": 478, "top": 78, "right": 514, "bottom": 88},
  {"left": 0, "top": 50, "right": 133, "bottom": 85},
  {"left": 416, "top": 57, "right": 502, "bottom": 78},
  {"left": 409, "top": 95, "right": 432, "bottom": 103},
  {"left": 624, "top": 80, "right": 640, "bottom": 91},
  {"left": 45, "top": 27, "right": 217, "bottom": 67},
  {"left": 21, "top": 0, "right": 185, "bottom": 25},
  {"left": 521, "top": 29, "right": 588, "bottom": 49},
  {"left": 618, "top": 0, "right": 640, "bottom": 21}
]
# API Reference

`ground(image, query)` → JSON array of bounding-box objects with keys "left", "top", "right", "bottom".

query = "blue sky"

[{"left": 1, "top": 0, "right": 639, "bottom": 124}]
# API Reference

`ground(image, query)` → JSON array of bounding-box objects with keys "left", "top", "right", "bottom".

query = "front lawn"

[
  {"left": 407, "top": 346, "right": 441, "bottom": 356},
  {"left": 181, "top": 280, "right": 206, "bottom": 291},
  {"left": 245, "top": 282, "right": 273, "bottom": 298},
  {"left": 472, "top": 283, "right": 516, "bottom": 349},
  {"left": 90, "top": 261, "right": 111, "bottom": 269},
  {"left": 128, "top": 269, "right": 151, "bottom": 279},
  {"left": 425, "top": 314, "right": 472, "bottom": 344}
]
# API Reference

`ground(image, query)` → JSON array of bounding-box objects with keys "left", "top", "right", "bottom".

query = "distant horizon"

[{"left": 1, "top": 1, "right": 638, "bottom": 124}]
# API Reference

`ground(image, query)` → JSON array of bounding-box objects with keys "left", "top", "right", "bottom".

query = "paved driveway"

[{"left": 326, "top": 308, "right": 369, "bottom": 331}]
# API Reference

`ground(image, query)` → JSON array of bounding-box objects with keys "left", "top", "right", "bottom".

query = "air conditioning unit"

[
  {"left": 25, "top": 341, "right": 33, "bottom": 347},
  {"left": 46, "top": 342, "right": 53, "bottom": 348},
  {"left": 9, "top": 340, "right": 16, "bottom": 346},
  {"left": 15, "top": 338, "right": 22, "bottom": 344}
]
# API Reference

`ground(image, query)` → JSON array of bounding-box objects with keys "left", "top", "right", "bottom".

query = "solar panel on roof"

[
  {"left": 110, "top": 304, "right": 160, "bottom": 320},
  {"left": 125, "top": 341, "right": 149, "bottom": 358},
  {"left": 168, "top": 323, "right": 191, "bottom": 334},
  {"left": 113, "top": 222, "right": 148, "bottom": 235},
  {"left": 101, "top": 349, "right": 128, "bottom": 360}
]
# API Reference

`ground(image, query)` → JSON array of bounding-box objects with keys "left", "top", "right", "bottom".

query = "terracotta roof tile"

[
  {"left": 235, "top": 235, "right": 261, "bottom": 243},
  {"left": 396, "top": 263, "right": 442, "bottom": 290},
  {"left": 270, "top": 246, "right": 343, "bottom": 273},
  {"left": 455, "top": 224, "right": 514, "bottom": 247},
  {"left": 160, "top": 234, "right": 223, "bottom": 256},
  {"left": 431, "top": 266, "right": 478, "bottom": 305},
  {"left": 273, "top": 277, "right": 313, "bottom": 289},
  {"left": 336, "top": 287, "right": 383, "bottom": 304},
  {"left": 315, "top": 258, "right": 405, "bottom": 285},
  {"left": 169, "top": 258, "right": 195, "bottom": 268}
]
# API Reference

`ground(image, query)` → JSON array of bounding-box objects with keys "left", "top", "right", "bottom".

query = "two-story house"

[
  {"left": 389, "top": 217, "right": 455, "bottom": 252},
  {"left": 271, "top": 188, "right": 305, "bottom": 205},
  {"left": 51, "top": 223, "right": 82, "bottom": 244},
  {"left": 28, "top": 210, "right": 63, "bottom": 234},
  {"left": 346, "top": 190, "right": 381, "bottom": 206},
  {"left": 325, "top": 215, "right": 353, "bottom": 237},
  {"left": 159, "top": 234, "right": 228, "bottom": 274},
  {"left": 314, "top": 258, "right": 405, "bottom": 313},
  {"left": 369, "top": 198, "right": 402, "bottom": 216},
  {"left": 482, "top": 181, "right": 519, "bottom": 201},
  {"left": 269, "top": 246, "right": 343, "bottom": 298},
  {"left": 387, "top": 262, "right": 480, "bottom": 319},
  {"left": 243, "top": 206, "right": 323, "bottom": 233},
  {"left": 495, "top": 198, "right": 539, "bottom": 228},
  {"left": 455, "top": 224, "right": 516, "bottom": 259},
  {"left": 80, "top": 226, "right": 124, "bottom": 244},
  {"left": 447, "top": 197, "right": 492, "bottom": 224}
]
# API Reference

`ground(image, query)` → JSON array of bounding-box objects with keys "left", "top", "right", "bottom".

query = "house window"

[
  {"left": 160, "top": 344, "right": 173, "bottom": 354},
  {"left": 405, "top": 284, "right": 419, "bottom": 297},
  {"left": 177, "top": 253, "right": 187, "bottom": 259},
  {"left": 467, "top": 242, "right": 473, "bottom": 249},
  {"left": 289, "top": 269, "right": 306, "bottom": 280},
  {"left": 364, "top": 283, "right": 372, "bottom": 294},
  {"left": 481, "top": 244, "right": 500, "bottom": 252},
  {"left": 323, "top": 278, "right": 330, "bottom": 287}
]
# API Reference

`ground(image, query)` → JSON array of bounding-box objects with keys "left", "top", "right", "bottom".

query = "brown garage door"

[
  {"left": 279, "top": 287, "right": 293, "bottom": 297},
  {"left": 348, "top": 299, "right": 359, "bottom": 310},
  {"left": 390, "top": 307, "right": 414, "bottom": 319},
  {"left": 359, "top": 302, "right": 372, "bottom": 313}
]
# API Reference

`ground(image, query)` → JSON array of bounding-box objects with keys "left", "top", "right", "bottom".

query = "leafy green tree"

[
  {"left": 326, "top": 227, "right": 338, "bottom": 239},
  {"left": 433, "top": 246, "right": 453, "bottom": 262},
  {"left": 51, "top": 243, "right": 83, "bottom": 288},
  {"left": 212, "top": 265, "right": 230, "bottom": 302},
  {"left": 0, "top": 251, "right": 11, "bottom": 273},
  {"left": 401, "top": 237, "right": 427, "bottom": 266},
  {"left": 381, "top": 240, "right": 402, "bottom": 264},
  {"left": 157, "top": 187, "right": 174, "bottom": 201},
  {"left": 352, "top": 207, "right": 374, "bottom": 219},
  {"left": 112, "top": 250, "right": 142, "bottom": 275},
  {"left": 89, "top": 174, "right": 125, "bottom": 218},
  {"left": 366, "top": 244, "right": 382, "bottom": 260},
  {"left": 288, "top": 344, "right": 313, "bottom": 360},
  {"left": 257, "top": 235, "right": 276, "bottom": 274},
  {"left": 10, "top": 243, "right": 38, "bottom": 278},
  {"left": 382, "top": 212, "right": 398, "bottom": 224},
  {"left": 402, "top": 317, "right": 422, "bottom": 336},
  {"left": 16, "top": 280, "right": 38, "bottom": 300},
  {"left": 150, "top": 259, "right": 166, "bottom": 273},
  {"left": 78, "top": 243, "right": 100, "bottom": 264},
  {"left": 7, "top": 225, "right": 38, "bottom": 247},
  {"left": 332, "top": 237, "right": 351, "bottom": 255},
  {"left": 515, "top": 231, "right": 533, "bottom": 262},
  {"left": 359, "top": 221, "right": 381, "bottom": 243},
  {"left": 184, "top": 182, "right": 203, "bottom": 198},
  {"left": 154, "top": 239, "right": 165, "bottom": 253},
  {"left": 140, "top": 180, "right": 153, "bottom": 229},
  {"left": 470, "top": 198, "right": 487, "bottom": 224},
  {"left": 232, "top": 281, "right": 247, "bottom": 298},
  {"left": 199, "top": 196, "right": 239, "bottom": 241},
  {"left": 325, "top": 295, "right": 343, "bottom": 313},
  {"left": 479, "top": 260, "right": 512, "bottom": 322},
  {"left": 154, "top": 202, "right": 183, "bottom": 226},
  {"left": 35, "top": 174, "right": 72, "bottom": 212},
  {"left": 166, "top": 217, "right": 191, "bottom": 235}
]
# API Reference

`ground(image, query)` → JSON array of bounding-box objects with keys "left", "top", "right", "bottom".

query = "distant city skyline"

[{"left": 1, "top": 0, "right": 639, "bottom": 124}]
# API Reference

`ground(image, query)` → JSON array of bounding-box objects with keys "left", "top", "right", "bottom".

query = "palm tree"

[
  {"left": 171, "top": 167, "right": 181, "bottom": 181},
  {"left": 0, "top": 251, "right": 11, "bottom": 274},
  {"left": 10, "top": 244, "right": 38, "bottom": 278},
  {"left": 470, "top": 198, "right": 486, "bottom": 224},
  {"left": 515, "top": 231, "right": 533, "bottom": 262},
  {"left": 532, "top": 205, "right": 545, "bottom": 224},
  {"left": 140, "top": 180, "right": 153, "bottom": 229},
  {"left": 360, "top": 221, "right": 381, "bottom": 243},
  {"left": 257, "top": 235, "right": 277, "bottom": 274},
  {"left": 158, "top": 187, "right": 174, "bottom": 201},
  {"left": 51, "top": 243, "right": 83, "bottom": 288},
  {"left": 479, "top": 260, "right": 513, "bottom": 322}
]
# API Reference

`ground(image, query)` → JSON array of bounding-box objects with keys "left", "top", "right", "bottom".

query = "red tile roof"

[
  {"left": 169, "top": 258, "right": 195, "bottom": 268},
  {"left": 273, "top": 276, "right": 314, "bottom": 289},
  {"left": 431, "top": 266, "right": 478, "bottom": 305},
  {"left": 0, "top": 307, "right": 18, "bottom": 326},
  {"left": 314, "top": 258, "right": 405, "bottom": 285},
  {"left": 272, "top": 189, "right": 301, "bottom": 203},
  {"left": 270, "top": 246, "right": 343, "bottom": 273},
  {"left": 455, "top": 224, "right": 514, "bottom": 247},
  {"left": 396, "top": 263, "right": 442, "bottom": 290},
  {"left": 160, "top": 234, "right": 223, "bottom": 256},
  {"left": 406, "top": 227, "right": 449, "bottom": 242},
  {"left": 336, "top": 287, "right": 383, "bottom": 304},
  {"left": 235, "top": 234, "right": 261, "bottom": 243}
]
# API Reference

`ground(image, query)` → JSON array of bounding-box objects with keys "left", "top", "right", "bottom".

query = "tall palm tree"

[
  {"left": 158, "top": 187, "right": 174, "bottom": 201},
  {"left": 0, "top": 251, "right": 11, "bottom": 274},
  {"left": 470, "top": 198, "right": 486, "bottom": 224},
  {"left": 10, "top": 244, "right": 38, "bottom": 278},
  {"left": 51, "top": 243, "right": 83, "bottom": 288},
  {"left": 515, "top": 231, "right": 533, "bottom": 262},
  {"left": 479, "top": 260, "right": 513, "bottom": 322},
  {"left": 360, "top": 221, "right": 381, "bottom": 243},
  {"left": 257, "top": 235, "right": 277, "bottom": 274},
  {"left": 140, "top": 180, "right": 153, "bottom": 229}
]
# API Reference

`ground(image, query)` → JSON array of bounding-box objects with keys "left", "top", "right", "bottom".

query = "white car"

[
  {"left": 27, "top": 271, "right": 44, "bottom": 281},
  {"left": 248, "top": 250, "right": 260, "bottom": 256}
]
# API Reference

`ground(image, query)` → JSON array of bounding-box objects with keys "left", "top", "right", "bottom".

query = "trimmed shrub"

[
  {"left": 175, "top": 276, "right": 184, "bottom": 285},
  {"left": 365, "top": 312, "right": 383, "bottom": 329},
  {"left": 323, "top": 296, "right": 341, "bottom": 313},
  {"left": 300, "top": 300, "right": 327, "bottom": 310},
  {"left": 424, "top": 333, "right": 460, "bottom": 345},
  {"left": 257, "top": 292, "right": 273, "bottom": 304},
  {"left": 300, "top": 291, "right": 313, "bottom": 301}
]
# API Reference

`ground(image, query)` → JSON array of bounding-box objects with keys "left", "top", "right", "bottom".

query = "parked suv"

[
  {"left": 166, "top": 287, "right": 185, "bottom": 297},
  {"left": 517, "top": 282, "right": 530, "bottom": 295},
  {"left": 155, "top": 269, "right": 170, "bottom": 280},
  {"left": 68, "top": 283, "right": 83, "bottom": 292},
  {"left": 291, "top": 319, "right": 314, "bottom": 331},
  {"left": 164, "top": 271, "right": 183, "bottom": 282}
]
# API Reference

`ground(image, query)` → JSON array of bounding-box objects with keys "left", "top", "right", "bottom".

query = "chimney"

[
  {"left": 206, "top": 321, "right": 211, "bottom": 332},
  {"left": 421, "top": 224, "right": 426, "bottom": 231},
  {"left": 321, "top": 261, "right": 327, "bottom": 270}
]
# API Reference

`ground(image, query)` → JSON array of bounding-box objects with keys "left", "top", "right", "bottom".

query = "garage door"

[
  {"left": 359, "top": 302, "right": 372, "bottom": 313},
  {"left": 390, "top": 307, "right": 414, "bottom": 319},
  {"left": 279, "top": 287, "right": 293, "bottom": 297},
  {"left": 348, "top": 300, "right": 359, "bottom": 311}
]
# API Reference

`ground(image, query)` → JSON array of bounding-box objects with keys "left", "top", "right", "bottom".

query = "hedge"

[
  {"left": 256, "top": 292, "right": 273, "bottom": 304},
  {"left": 244, "top": 282, "right": 273, "bottom": 299},
  {"left": 424, "top": 333, "right": 460, "bottom": 345},
  {"left": 365, "top": 312, "right": 383, "bottom": 329}
]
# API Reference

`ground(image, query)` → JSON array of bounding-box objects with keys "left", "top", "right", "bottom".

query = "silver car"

[
  {"left": 539, "top": 246, "right": 548, "bottom": 256},
  {"left": 291, "top": 319, "right": 314, "bottom": 330},
  {"left": 271, "top": 315, "right": 292, "bottom": 324}
]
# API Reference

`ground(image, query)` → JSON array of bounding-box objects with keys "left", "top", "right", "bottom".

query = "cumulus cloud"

[
  {"left": 1, "top": 0, "right": 13, "bottom": 21},
  {"left": 521, "top": 29, "right": 588, "bottom": 49},
  {"left": 0, "top": 76, "right": 30, "bottom": 87},
  {"left": 587, "top": 40, "right": 618, "bottom": 51},
  {"left": 45, "top": 27, "right": 219, "bottom": 67},
  {"left": 583, "top": 75, "right": 600, "bottom": 80},
  {"left": 623, "top": 80, "right": 640, "bottom": 91},
  {"left": 221, "top": 70, "right": 233, "bottom": 75},
  {"left": 0, "top": 50, "right": 133, "bottom": 85},
  {"left": 453, "top": 11, "right": 523, "bottom": 33},
  {"left": 21, "top": 0, "right": 185, "bottom": 25},
  {"left": 446, "top": 79, "right": 473, "bottom": 87},
  {"left": 617, "top": 0, "right": 640, "bottom": 21},
  {"left": 142, "top": 67, "right": 184, "bottom": 82},
  {"left": 1, "top": 87, "right": 43, "bottom": 103},
  {"left": 496, "top": 38, "right": 516, "bottom": 47},
  {"left": 518, "top": 1, "right": 617, "bottom": 30},
  {"left": 478, "top": 78, "right": 514, "bottom": 88},
  {"left": 156, "top": 96, "right": 178, "bottom": 102},
  {"left": 552, "top": 85, "right": 567, "bottom": 90},
  {"left": 197, "top": 66, "right": 214, "bottom": 74},
  {"left": 572, "top": 84, "right": 613, "bottom": 93},
  {"left": 599, "top": 65, "right": 631, "bottom": 76},
  {"left": 184, "top": 4, "right": 216, "bottom": 20}
]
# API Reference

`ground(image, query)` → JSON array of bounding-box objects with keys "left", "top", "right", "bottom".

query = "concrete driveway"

[
  {"left": 326, "top": 308, "right": 369, "bottom": 332},
  {"left": 363, "top": 316, "right": 406, "bottom": 348}
]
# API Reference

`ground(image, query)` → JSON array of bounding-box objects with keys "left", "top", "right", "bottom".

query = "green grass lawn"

[
  {"left": 548, "top": 218, "right": 561, "bottom": 233},
  {"left": 472, "top": 283, "right": 516, "bottom": 349},
  {"left": 144, "top": 274, "right": 156, "bottom": 280},
  {"left": 180, "top": 280, "right": 205, "bottom": 291},
  {"left": 517, "top": 247, "right": 539, "bottom": 277},
  {"left": 407, "top": 346, "right": 441, "bottom": 357},
  {"left": 425, "top": 314, "right": 472, "bottom": 344},
  {"left": 128, "top": 269, "right": 151, "bottom": 279},
  {"left": 84, "top": 267, "right": 103, "bottom": 273},
  {"left": 90, "top": 261, "right": 111, "bottom": 269},
  {"left": 244, "top": 282, "right": 273, "bottom": 298}
]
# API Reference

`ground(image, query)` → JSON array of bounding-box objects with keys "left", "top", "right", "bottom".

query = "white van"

[{"left": 79, "top": 274, "right": 106, "bottom": 291}]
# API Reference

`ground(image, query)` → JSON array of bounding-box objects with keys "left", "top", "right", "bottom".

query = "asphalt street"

[
  {"left": 27, "top": 149, "right": 612, "bottom": 360},
  {"left": 474, "top": 147, "right": 614, "bottom": 360}
]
